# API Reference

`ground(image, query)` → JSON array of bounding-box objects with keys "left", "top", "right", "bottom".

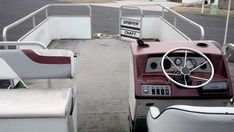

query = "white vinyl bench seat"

[
  {"left": 147, "top": 105, "right": 234, "bottom": 132},
  {"left": 0, "top": 47, "right": 77, "bottom": 132},
  {"left": 0, "top": 49, "right": 75, "bottom": 79},
  {"left": 0, "top": 88, "right": 72, "bottom": 118}
]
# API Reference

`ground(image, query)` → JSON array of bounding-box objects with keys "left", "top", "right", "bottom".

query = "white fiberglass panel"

[
  {"left": 50, "top": 16, "right": 91, "bottom": 40},
  {"left": 19, "top": 16, "right": 91, "bottom": 48},
  {"left": 19, "top": 18, "right": 52, "bottom": 48},
  {"left": 0, "top": 58, "right": 19, "bottom": 79},
  {"left": 142, "top": 17, "right": 160, "bottom": 39}
]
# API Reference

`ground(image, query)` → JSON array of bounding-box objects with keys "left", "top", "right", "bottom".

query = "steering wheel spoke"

[
  {"left": 184, "top": 50, "right": 188, "bottom": 67},
  {"left": 166, "top": 56, "right": 181, "bottom": 72},
  {"left": 167, "top": 72, "right": 181, "bottom": 76},
  {"left": 189, "top": 61, "right": 208, "bottom": 73},
  {"left": 190, "top": 75, "right": 209, "bottom": 81},
  {"left": 184, "top": 75, "right": 188, "bottom": 86}
]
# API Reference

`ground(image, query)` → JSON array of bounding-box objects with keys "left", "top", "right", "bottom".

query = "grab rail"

[
  {"left": 159, "top": 4, "right": 204, "bottom": 40},
  {"left": 119, "top": 4, "right": 205, "bottom": 40},
  {"left": 120, "top": 6, "right": 144, "bottom": 17},
  {"left": 0, "top": 41, "right": 47, "bottom": 49},
  {"left": 2, "top": 4, "right": 92, "bottom": 42}
]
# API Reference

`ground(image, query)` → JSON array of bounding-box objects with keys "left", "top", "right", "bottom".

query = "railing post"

[
  {"left": 3, "top": 28, "right": 7, "bottom": 42},
  {"left": 73, "top": 53, "right": 78, "bottom": 94},
  {"left": 140, "top": 12, "right": 143, "bottom": 39},
  {"left": 173, "top": 16, "right": 177, "bottom": 27},
  {"left": 88, "top": 5, "right": 92, "bottom": 35},
  {"left": 223, "top": 0, "right": 232, "bottom": 53},
  {"left": 162, "top": 7, "right": 165, "bottom": 18},
  {"left": 45, "top": 8, "right": 48, "bottom": 18},
  {"left": 3, "top": 29, "right": 8, "bottom": 49},
  {"left": 119, "top": 7, "right": 122, "bottom": 39},
  {"left": 32, "top": 16, "right": 36, "bottom": 28},
  {"left": 200, "top": 26, "right": 205, "bottom": 40}
]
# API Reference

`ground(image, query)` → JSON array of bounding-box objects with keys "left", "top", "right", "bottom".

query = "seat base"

[{"left": 0, "top": 88, "right": 77, "bottom": 132}]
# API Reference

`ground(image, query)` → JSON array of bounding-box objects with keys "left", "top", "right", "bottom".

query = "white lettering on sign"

[
  {"left": 125, "top": 30, "right": 136, "bottom": 36},
  {"left": 121, "top": 19, "right": 141, "bottom": 29},
  {"left": 121, "top": 29, "right": 140, "bottom": 38}
]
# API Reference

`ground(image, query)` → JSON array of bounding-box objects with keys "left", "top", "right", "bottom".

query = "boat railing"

[
  {"left": 119, "top": 4, "right": 204, "bottom": 40},
  {"left": 2, "top": 4, "right": 92, "bottom": 46},
  {"left": 0, "top": 41, "right": 47, "bottom": 49},
  {"left": 159, "top": 4, "right": 204, "bottom": 40}
]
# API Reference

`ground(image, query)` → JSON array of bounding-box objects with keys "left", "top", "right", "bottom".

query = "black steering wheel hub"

[
  {"left": 181, "top": 67, "right": 190, "bottom": 75},
  {"left": 174, "top": 75, "right": 192, "bottom": 86}
]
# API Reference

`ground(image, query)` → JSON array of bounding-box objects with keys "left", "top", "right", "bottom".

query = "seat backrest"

[
  {"left": 0, "top": 49, "right": 75, "bottom": 79},
  {"left": 147, "top": 105, "right": 234, "bottom": 132}
]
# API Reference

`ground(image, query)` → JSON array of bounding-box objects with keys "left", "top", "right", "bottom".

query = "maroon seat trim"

[{"left": 22, "top": 50, "right": 71, "bottom": 64}]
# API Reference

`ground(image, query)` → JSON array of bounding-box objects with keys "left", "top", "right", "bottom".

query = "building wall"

[{"left": 218, "top": 0, "right": 234, "bottom": 10}]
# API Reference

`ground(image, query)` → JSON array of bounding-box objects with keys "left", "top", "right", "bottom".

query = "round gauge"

[
  {"left": 200, "top": 63, "right": 207, "bottom": 70},
  {"left": 174, "top": 58, "right": 182, "bottom": 66},
  {"left": 163, "top": 59, "right": 171, "bottom": 70},
  {"left": 186, "top": 59, "right": 197, "bottom": 69},
  {"left": 150, "top": 62, "right": 157, "bottom": 69}
]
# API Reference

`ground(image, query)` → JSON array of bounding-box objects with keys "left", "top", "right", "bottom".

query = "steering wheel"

[{"left": 161, "top": 47, "right": 214, "bottom": 89}]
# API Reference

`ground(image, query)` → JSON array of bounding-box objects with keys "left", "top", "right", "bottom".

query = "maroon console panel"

[{"left": 131, "top": 41, "right": 233, "bottom": 99}]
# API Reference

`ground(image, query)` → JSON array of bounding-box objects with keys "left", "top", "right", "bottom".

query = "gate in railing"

[{"left": 119, "top": 4, "right": 205, "bottom": 41}]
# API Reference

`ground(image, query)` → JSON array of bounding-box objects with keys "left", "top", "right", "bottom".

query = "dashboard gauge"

[
  {"left": 163, "top": 59, "right": 171, "bottom": 70},
  {"left": 174, "top": 58, "right": 182, "bottom": 66},
  {"left": 200, "top": 62, "right": 207, "bottom": 70},
  {"left": 186, "top": 59, "right": 197, "bottom": 69},
  {"left": 150, "top": 62, "right": 157, "bottom": 69}
]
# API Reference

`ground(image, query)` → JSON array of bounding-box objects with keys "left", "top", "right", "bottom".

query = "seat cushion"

[
  {"left": 0, "top": 88, "right": 72, "bottom": 118},
  {"left": 147, "top": 105, "right": 234, "bottom": 132},
  {"left": 168, "top": 105, "right": 234, "bottom": 114}
]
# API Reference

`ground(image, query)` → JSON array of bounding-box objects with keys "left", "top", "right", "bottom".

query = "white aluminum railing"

[
  {"left": 119, "top": 6, "right": 144, "bottom": 39},
  {"left": 0, "top": 41, "right": 47, "bottom": 49},
  {"left": 2, "top": 4, "right": 92, "bottom": 42},
  {"left": 119, "top": 4, "right": 205, "bottom": 40}
]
